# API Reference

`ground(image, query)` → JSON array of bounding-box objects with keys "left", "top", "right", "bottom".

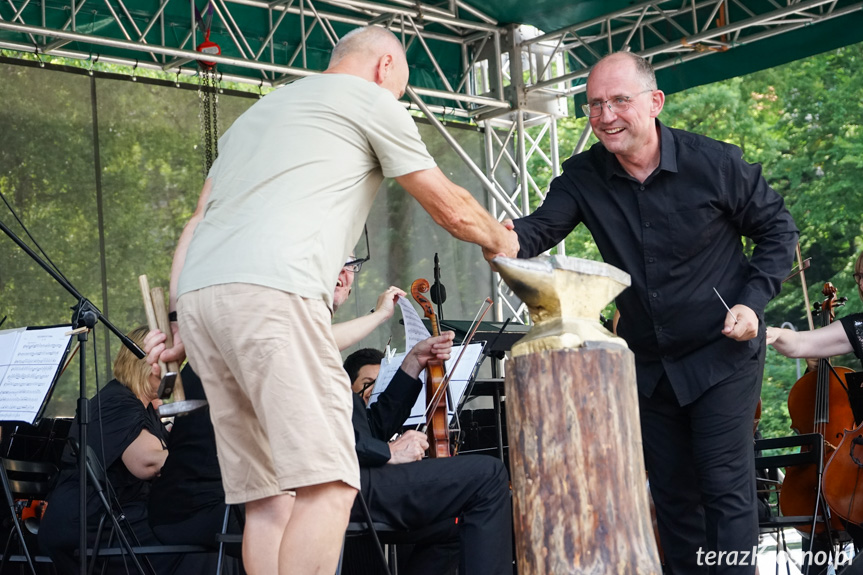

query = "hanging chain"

[{"left": 198, "top": 66, "right": 220, "bottom": 179}]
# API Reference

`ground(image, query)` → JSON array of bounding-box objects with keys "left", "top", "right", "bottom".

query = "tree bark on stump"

[{"left": 506, "top": 345, "right": 661, "bottom": 575}]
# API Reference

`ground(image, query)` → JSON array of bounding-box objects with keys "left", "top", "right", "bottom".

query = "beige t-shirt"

[{"left": 178, "top": 74, "right": 437, "bottom": 308}]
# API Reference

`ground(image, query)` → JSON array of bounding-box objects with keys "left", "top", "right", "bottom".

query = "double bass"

[
  {"left": 411, "top": 278, "right": 451, "bottom": 458},
  {"left": 779, "top": 283, "right": 855, "bottom": 534},
  {"left": 824, "top": 422, "right": 863, "bottom": 525}
]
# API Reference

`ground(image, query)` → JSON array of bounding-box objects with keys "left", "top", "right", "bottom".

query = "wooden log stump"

[
  {"left": 492, "top": 254, "right": 660, "bottom": 575},
  {"left": 506, "top": 345, "right": 660, "bottom": 575}
]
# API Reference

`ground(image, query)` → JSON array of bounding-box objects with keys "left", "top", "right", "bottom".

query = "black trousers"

[
  {"left": 640, "top": 351, "right": 763, "bottom": 575},
  {"left": 351, "top": 453, "right": 513, "bottom": 575}
]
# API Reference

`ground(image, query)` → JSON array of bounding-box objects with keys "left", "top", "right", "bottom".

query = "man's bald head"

[
  {"left": 326, "top": 26, "right": 410, "bottom": 99},
  {"left": 587, "top": 51, "right": 657, "bottom": 93},
  {"left": 328, "top": 26, "right": 405, "bottom": 68}
]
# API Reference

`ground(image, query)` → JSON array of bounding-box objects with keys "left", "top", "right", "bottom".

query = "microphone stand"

[
  {"left": 0, "top": 218, "right": 145, "bottom": 575},
  {"left": 430, "top": 253, "right": 446, "bottom": 322}
]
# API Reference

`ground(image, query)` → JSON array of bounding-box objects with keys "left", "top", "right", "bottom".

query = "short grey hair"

[
  {"left": 589, "top": 52, "right": 657, "bottom": 92},
  {"left": 329, "top": 26, "right": 404, "bottom": 67}
]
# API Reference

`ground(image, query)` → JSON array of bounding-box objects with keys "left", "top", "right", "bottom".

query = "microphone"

[{"left": 430, "top": 253, "right": 447, "bottom": 305}]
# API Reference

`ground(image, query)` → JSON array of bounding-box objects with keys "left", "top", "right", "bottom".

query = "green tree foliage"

[{"left": 0, "top": 62, "right": 255, "bottom": 415}]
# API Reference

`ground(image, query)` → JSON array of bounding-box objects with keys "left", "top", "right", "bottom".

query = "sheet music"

[
  {"left": 0, "top": 326, "right": 72, "bottom": 423},
  {"left": 369, "top": 343, "right": 484, "bottom": 426},
  {"left": 397, "top": 297, "right": 430, "bottom": 350}
]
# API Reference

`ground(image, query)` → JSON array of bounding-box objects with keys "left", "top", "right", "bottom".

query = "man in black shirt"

[{"left": 504, "top": 52, "right": 798, "bottom": 573}]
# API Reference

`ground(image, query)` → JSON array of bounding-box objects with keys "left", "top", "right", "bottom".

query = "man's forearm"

[{"left": 397, "top": 167, "right": 519, "bottom": 257}]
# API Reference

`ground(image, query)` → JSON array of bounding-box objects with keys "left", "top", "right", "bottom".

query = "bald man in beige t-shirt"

[{"left": 164, "top": 25, "right": 518, "bottom": 575}]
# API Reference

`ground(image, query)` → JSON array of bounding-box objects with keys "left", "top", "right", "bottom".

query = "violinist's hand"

[
  {"left": 388, "top": 430, "right": 428, "bottom": 464},
  {"left": 722, "top": 304, "right": 758, "bottom": 341},
  {"left": 400, "top": 332, "right": 455, "bottom": 378},
  {"left": 372, "top": 286, "right": 406, "bottom": 319}
]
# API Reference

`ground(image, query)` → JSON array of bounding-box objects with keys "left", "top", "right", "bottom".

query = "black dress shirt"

[
  {"left": 513, "top": 121, "right": 799, "bottom": 404},
  {"left": 352, "top": 368, "right": 422, "bottom": 467}
]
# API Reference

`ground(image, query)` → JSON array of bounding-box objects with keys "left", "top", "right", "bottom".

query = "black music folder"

[
  {"left": 433, "top": 320, "right": 529, "bottom": 354},
  {"left": 0, "top": 325, "right": 73, "bottom": 424}
]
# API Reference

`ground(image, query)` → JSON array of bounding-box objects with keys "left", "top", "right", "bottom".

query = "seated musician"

[
  {"left": 333, "top": 262, "right": 514, "bottom": 575},
  {"left": 144, "top": 347, "right": 241, "bottom": 572},
  {"left": 344, "top": 348, "right": 385, "bottom": 404},
  {"left": 766, "top": 249, "right": 863, "bottom": 564},
  {"left": 38, "top": 326, "right": 193, "bottom": 574},
  {"left": 767, "top": 250, "right": 863, "bottom": 367}
]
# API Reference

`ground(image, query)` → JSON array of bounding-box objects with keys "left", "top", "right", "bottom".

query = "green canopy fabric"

[{"left": 0, "top": 0, "right": 861, "bottom": 99}]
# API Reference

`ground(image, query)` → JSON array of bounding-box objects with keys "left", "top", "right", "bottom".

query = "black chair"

[
  {"left": 755, "top": 433, "right": 837, "bottom": 575},
  {"left": 0, "top": 457, "right": 57, "bottom": 575},
  {"left": 214, "top": 504, "right": 243, "bottom": 575},
  {"left": 214, "top": 492, "right": 397, "bottom": 575},
  {"left": 67, "top": 440, "right": 210, "bottom": 575}
]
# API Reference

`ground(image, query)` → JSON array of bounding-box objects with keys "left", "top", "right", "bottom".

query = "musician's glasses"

[{"left": 344, "top": 225, "right": 370, "bottom": 273}]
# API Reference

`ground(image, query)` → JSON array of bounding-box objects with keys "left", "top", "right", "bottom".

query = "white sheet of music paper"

[
  {"left": 0, "top": 326, "right": 73, "bottom": 424},
  {"left": 397, "top": 296, "right": 430, "bottom": 350}
]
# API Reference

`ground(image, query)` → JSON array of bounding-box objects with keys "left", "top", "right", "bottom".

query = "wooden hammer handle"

[
  {"left": 151, "top": 287, "right": 184, "bottom": 401},
  {"left": 139, "top": 275, "right": 185, "bottom": 401}
]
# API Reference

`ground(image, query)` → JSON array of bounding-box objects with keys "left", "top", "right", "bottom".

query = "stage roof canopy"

[{"left": 1, "top": 0, "right": 862, "bottom": 113}]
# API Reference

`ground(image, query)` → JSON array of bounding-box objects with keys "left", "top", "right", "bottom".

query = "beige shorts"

[{"left": 178, "top": 283, "right": 360, "bottom": 504}]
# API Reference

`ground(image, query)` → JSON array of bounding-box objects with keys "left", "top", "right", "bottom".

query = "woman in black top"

[
  {"left": 767, "top": 251, "right": 863, "bottom": 365},
  {"left": 38, "top": 326, "right": 176, "bottom": 574}
]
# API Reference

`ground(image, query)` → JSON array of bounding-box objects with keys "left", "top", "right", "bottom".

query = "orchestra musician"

[
  {"left": 168, "top": 24, "right": 518, "bottom": 574},
  {"left": 499, "top": 51, "right": 799, "bottom": 573},
  {"left": 144, "top": 355, "right": 241, "bottom": 572},
  {"left": 344, "top": 348, "right": 385, "bottom": 405},
  {"left": 334, "top": 264, "right": 513, "bottom": 575},
  {"left": 767, "top": 250, "right": 863, "bottom": 367},
  {"left": 37, "top": 326, "right": 191, "bottom": 574},
  {"left": 766, "top": 251, "right": 863, "bottom": 568}
]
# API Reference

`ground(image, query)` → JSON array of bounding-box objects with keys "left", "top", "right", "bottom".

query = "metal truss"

[
  {"left": 2, "top": 0, "right": 860, "bottom": 328},
  {"left": 0, "top": 0, "right": 511, "bottom": 118},
  {"left": 474, "top": 111, "right": 568, "bottom": 326},
  {"left": 520, "top": 0, "right": 863, "bottom": 98}
]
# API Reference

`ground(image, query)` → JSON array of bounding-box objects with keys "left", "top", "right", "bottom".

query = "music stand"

[
  {"left": 437, "top": 319, "right": 528, "bottom": 463},
  {"left": 0, "top": 325, "right": 73, "bottom": 426},
  {"left": 1, "top": 219, "right": 145, "bottom": 575}
]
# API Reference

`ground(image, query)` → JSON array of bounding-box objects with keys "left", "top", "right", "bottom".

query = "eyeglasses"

[
  {"left": 582, "top": 89, "right": 654, "bottom": 118},
  {"left": 344, "top": 225, "right": 371, "bottom": 273},
  {"left": 854, "top": 272, "right": 863, "bottom": 284},
  {"left": 358, "top": 379, "right": 376, "bottom": 396}
]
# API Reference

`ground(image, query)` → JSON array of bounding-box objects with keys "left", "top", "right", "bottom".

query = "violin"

[
  {"left": 779, "top": 283, "right": 855, "bottom": 534},
  {"left": 411, "top": 278, "right": 451, "bottom": 459}
]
